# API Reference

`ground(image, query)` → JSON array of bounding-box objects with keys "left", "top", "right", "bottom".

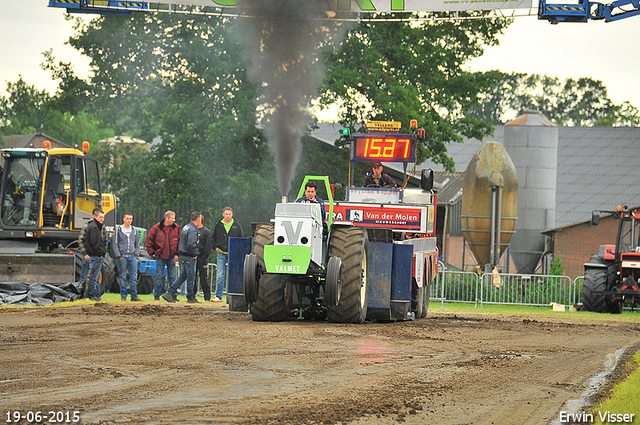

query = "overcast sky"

[{"left": 2, "top": 0, "right": 640, "bottom": 114}]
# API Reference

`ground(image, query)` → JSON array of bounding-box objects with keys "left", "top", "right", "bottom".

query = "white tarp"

[{"left": 148, "top": 0, "right": 533, "bottom": 13}]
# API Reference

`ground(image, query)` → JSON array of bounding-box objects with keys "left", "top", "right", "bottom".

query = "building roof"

[
  {"left": 433, "top": 171, "right": 464, "bottom": 205},
  {"left": 3, "top": 133, "right": 71, "bottom": 149},
  {"left": 311, "top": 123, "right": 640, "bottom": 228}
]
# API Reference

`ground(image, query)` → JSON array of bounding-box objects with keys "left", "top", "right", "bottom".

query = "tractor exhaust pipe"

[{"left": 282, "top": 195, "right": 287, "bottom": 203}]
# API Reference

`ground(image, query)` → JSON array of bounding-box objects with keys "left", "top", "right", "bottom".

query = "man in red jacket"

[{"left": 145, "top": 211, "right": 181, "bottom": 301}]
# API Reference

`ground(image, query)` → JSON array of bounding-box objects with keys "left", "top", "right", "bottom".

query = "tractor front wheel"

[
  {"left": 325, "top": 256, "right": 342, "bottom": 307},
  {"left": 243, "top": 253, "right": 259, "bottom": 303},
  {"left": 326, "top": 227, "right": 369, "bottom": 324}
]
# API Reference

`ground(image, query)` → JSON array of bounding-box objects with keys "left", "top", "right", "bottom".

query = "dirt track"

[{"left": 0, "top": 302, "right": 638, "bottom": 425}]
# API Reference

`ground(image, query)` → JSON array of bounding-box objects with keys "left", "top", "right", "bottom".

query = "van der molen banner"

[{"left": 149, "top": 0, "right": 533, "bottom": 13}]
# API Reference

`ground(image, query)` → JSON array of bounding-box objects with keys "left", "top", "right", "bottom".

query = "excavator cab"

[
  {"left": 0, "top": 148, "right": 103, "bottom": 233},
  {"left": 0, "top": 146, "right": 118, "bottom": 287}
]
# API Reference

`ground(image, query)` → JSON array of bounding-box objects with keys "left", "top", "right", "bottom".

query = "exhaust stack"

[{"left": 281, "top": 195, "right": 287, "bottom": 204}]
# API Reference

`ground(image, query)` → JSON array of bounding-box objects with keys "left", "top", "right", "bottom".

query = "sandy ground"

[{"left": 0, "top": 302, "right": 639, "bottom": 425}]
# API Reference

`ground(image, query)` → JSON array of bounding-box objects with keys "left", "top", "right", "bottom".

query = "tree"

[
  {"left": 0, "top": 76, "right": 113, "bottom": 146},
  {"left": 466, "top": 72, "right": 640, "bottom": 126},
  {"left": 319, "top": 14, "right": 512, "bottom": 171},
  {"left": 69, "top": 13, "right": 281, "bottom": 230},
  {"left": 0, "top": 78, "right": 53, "bottom": 135}
]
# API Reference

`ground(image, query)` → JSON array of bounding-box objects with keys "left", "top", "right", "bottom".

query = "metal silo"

[
  {"left": 462, "top": 141, "right": 518, "bottom": 270},
  {"left": 503, "top": 111, "right": 558, "bottom": 274}
]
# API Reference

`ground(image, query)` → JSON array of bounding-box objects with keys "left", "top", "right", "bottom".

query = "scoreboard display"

[{"left": 352, "top": 135, "right": 416, "bottom": 163}]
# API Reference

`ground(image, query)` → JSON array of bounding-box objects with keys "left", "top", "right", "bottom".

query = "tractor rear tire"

[
  {"left": 326, "top": 227, "right": 370, "bottom": 324},
  {"left": 71, "top": 249, "right": 87, "bottom": 295},
  {"left": 250, "top": 274, "right": 290, "bottom": 322},
  {"left": 101, "top": 254, "right": 117, "bottom": 295},
  {"left": 247, "top": 223, "right": 273, "bottom": 305},
  {"left": 583, "top": 268, "right": 610, "bottom": 313},
  {"left": 248, "top": 224, "right": 292, "bottom": 321},
  {"left": 252, "top": 224, "right": 274, "bottom": 268}
]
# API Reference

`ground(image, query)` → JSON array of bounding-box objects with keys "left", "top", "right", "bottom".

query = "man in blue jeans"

[
  {"left": 145, "top": 211, "right": 181, "bottom": 301},
  {"left": 211, "top": 207, "right": 244, "bottom": 302},
  {"left": 113, "top": 212, "right": 141, "bottom": 301},
  {"left": 162, "top": 212, "right": 201, "bottom": 304},
  {"left": 83, "top": 208, "right": 106, "bottom": 301}
]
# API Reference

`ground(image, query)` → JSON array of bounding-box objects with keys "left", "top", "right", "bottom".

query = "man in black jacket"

[
  {"left": 211, "top": 207, "right": 244, "bottom": 302},
  {"left": 83, "top": 208, "right": 106, "bottom": 302},
  {"left": 196, "top": 215, "right": 212, "bottom": 302},
  {"left": 162, "top": 212, "right": 202, "bottom": 303}
]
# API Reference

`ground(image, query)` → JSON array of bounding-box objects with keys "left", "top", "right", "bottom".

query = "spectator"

[
  {"left": 146, "top": 211, "right": 181, "bottom": 301},
  {"left": 196, "top": 215, "right": 212, "bottom": 302},
  {"left": 83, "top": 208, "right": 106, "bottom": 302},
  {"left": 211, "top": 207, "right": 244, "bottom": 303},
  {"left": 113, "top": 212, "right": 141, "bottom": 302},
  {"left": 162, "top": 212, "right": 202, "bottom": 304}
]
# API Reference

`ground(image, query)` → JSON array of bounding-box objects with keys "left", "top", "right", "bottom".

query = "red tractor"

[{"left": 583, "top": 206, "right": 640, "bottom": 313}]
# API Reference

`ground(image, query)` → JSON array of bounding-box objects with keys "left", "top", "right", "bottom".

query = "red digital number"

[{"left": 356, "top": 137, "right": 412, "bottom": 160}]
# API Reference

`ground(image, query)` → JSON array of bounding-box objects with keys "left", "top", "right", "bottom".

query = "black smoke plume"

[{"left": 237, "top": 0, "right": 344, "bottom": 196}]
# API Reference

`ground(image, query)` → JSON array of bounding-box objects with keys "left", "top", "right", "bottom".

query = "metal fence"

[
  {"left": 175, "top": 263, "right": 220, "bottom": 295},
  {"left": 432, "top": 263, "right": 585, "bottom": 308}
]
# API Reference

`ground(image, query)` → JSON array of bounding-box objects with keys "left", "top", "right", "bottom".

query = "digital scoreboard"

[{"left": 352, "top": 134, "right": 416, "bottom": 163}]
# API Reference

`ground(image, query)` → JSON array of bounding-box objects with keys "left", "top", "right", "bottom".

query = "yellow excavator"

[{"left": 0, "top": 141, "right": 117, "bottom": 293}]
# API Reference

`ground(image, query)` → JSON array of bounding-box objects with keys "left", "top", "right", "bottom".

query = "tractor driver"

[
  {"left": 363, "top": 162, "right": 397, "bottom": 188},
  {"left": 296, "top": 181, "right": 328, "bottom": 237}
]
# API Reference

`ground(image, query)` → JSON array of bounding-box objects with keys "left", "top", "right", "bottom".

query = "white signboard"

[{"left": 148, "top": 0, "right": 533, "bottom": 13}]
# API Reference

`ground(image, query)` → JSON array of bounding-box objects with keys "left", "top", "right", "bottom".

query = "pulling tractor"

[
  {"left": 0, "top": 141, "right": 117, "bottom": 293},
  {"left": 583, "top": 206, "right": 640, "bottom": 313},
  {"left": 233, "top": 120, "right": 439, "bottom": 323}
]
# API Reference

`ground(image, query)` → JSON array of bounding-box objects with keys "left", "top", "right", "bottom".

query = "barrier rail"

[
  {"left": 433, "top": 265, "right": 583, "bottom": 308},
  {"left": 175, "top": 262, "right": 219, "bottom": 296}
]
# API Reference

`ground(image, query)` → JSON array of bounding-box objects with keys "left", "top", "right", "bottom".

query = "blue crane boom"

[
  {"left": 48, "top": 0, "right": 640, "bottom": 22},
  {"left": 48, "top": 1, "right": 147, "bottom": 15},
  {"left": 538, "top": 0, "right": 640, "bottom": 22}
]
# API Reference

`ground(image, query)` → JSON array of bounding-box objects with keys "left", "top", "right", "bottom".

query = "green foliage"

[
  {"left": 68, "top": 14, "right": 281, "bottom": 231},
  {"left": 591, "top": 350, "right": 640, "bottom": 424},
  {"left": 0, "top": 76, "right": 113, "bottom": 145},
  {"left": 288, "top": 134, "right": 350, "bottom": 202},
  {"left": 319, "top": 13, "right": 511, "bottom": 171},
  {"left": 549, "top": 256, "right": 565, "bottom": 276},
  {"left": 0, "top": 78, "right": 54, "bottom": 135},
  {"left": 466, "top": 72, "right": 640, "bottom": 126}
]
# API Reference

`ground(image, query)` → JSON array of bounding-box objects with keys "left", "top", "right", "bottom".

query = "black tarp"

[{"left": 0, "top": 281, "right": 84, "bottom": 306}]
